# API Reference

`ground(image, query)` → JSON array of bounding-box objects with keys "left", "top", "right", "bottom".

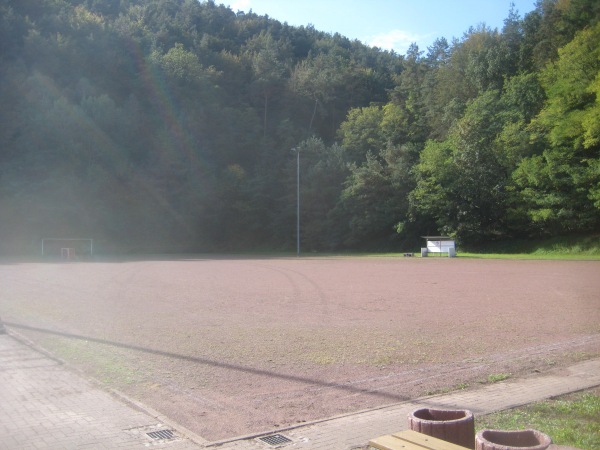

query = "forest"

[{"left": 0, "top": 0, "right": 599, "bottom": 254}]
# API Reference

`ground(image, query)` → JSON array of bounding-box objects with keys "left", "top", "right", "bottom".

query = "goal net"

[{"left": 41, "top": 238, "right": 94, "bottom": 259}]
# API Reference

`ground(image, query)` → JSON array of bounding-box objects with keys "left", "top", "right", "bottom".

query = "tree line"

[{"left": 0, "top": 0, "right": 598, "bottom": 254}]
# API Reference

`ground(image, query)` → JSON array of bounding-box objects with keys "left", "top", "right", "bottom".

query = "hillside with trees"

[{"left": 1, "top": 0, "right": 599, "bottom": 254}]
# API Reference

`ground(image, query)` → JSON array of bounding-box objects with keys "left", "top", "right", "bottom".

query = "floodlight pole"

[{"left": 293, "top": 147, "right": 300, "bottom": 257}]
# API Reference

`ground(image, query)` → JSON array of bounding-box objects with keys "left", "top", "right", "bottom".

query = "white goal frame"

[{"left": 41, "top": 238, "right": 94, "bottom": 257}]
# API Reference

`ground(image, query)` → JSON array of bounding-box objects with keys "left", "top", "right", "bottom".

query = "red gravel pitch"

[{"left": 1, "top": 256, "right": 599, "bottom": 441}]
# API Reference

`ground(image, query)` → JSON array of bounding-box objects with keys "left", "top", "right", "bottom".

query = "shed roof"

[{"left": 421, "top": 236, "right": 455, "bottom": 240}]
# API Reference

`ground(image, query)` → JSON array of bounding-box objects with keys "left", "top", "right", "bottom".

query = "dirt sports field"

[{"left": 1, "top": 256, "right": 599, "bottom": 441}]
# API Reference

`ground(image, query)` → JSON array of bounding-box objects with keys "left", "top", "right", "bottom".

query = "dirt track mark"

[{"left": 248, "top": 261, "right": 331, "bottom": 322}]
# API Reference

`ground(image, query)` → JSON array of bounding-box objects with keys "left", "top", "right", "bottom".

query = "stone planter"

[
  {"left": 408, "top": 408, "right": 475, "bottom": 449},
  {"left": 476, "top": 429, "right": 552, "bottom": 450}
]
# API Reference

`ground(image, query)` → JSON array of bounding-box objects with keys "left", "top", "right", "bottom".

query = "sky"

[{"left": 228, "top": 0, "right": 538, "bottom": 55}]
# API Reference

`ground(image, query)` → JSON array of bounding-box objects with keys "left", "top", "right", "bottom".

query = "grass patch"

[
  {"left": 458, "top": 234, "right": 600, "bottom": 260},
  {"left": 37, "top": 335, "right": 144, "bottom": 386},
  {"left": 457, "top": 252, "right": 600, "bottom": 260},
  {"left": 487, "top": 373, "right": 511, "bottom": 383},
  {"left": 477, "top": 388, "right": 600, "bottom": 450},
  {"left": 426, "top": 383, "right": 470, "bottom": 396}
]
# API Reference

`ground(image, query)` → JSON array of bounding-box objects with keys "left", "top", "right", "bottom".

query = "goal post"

[{"left": 41, "top": 238, "right": 94, "bottom": 258}]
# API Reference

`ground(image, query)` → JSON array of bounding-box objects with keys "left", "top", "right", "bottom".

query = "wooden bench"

[{"left": 369, "top": 430, "right": 469, "bottom": 450}]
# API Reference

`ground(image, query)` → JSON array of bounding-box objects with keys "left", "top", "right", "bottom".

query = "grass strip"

[{"left": 476, "top": 388, "right": 600, "bottom": 450}]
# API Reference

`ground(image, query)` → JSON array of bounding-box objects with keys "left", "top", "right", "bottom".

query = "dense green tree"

[
  {"left": 514, "top": 22, "right": 600, "bottom": 234},
  {"left": 1, "top": 0, "right": 599, "bottom": 254},
  {"left": 243, "top": 31, "right": 291, "bottom": 138},
  {"left": 337, "top": 106, "right": 386, "bottom": 163},
  {"left": 387, "top": 44, "right": 431, "bottom": 143},
  {"left": 292, "top": 138, "right": 350, "bottom": 250},
  {"left": 338, "top": 153, "right": 403, "bottom": 247},
  {"left": 337, "top": 143, "right": 418, "bottom": 248},
  {"left": 289, "top": 52, "right": 348, "bottom": 135},
  {"left": 411, "top": 90, "right": 515, "bottom": 242}
]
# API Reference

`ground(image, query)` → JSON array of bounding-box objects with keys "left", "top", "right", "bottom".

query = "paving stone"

[{"left": 0, "top": 334, "right": 204, "bottom": 449}]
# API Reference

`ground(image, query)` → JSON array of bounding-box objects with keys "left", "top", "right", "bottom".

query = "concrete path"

[{"left": 1, "top": 329, "right": 599, "bottom": 449}]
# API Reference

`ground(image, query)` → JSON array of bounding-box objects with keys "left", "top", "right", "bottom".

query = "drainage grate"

[
  {"left": 259, "top": 434, "right": 292, "bottom": 446},
  {"left": 146, "top": 429, "right": 175, "bottom": 440}
]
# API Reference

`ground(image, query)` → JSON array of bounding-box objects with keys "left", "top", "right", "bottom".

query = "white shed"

[{"left": 421, "top": 236, "right": 456, "bottom": 257}]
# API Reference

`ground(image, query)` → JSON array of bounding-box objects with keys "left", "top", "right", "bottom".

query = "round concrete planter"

[
  {"left": 408, "top": 408, "right": 475, "bottom": 449},
  {"left": 476, "top": 429, "right": 552, "bottom": 450}
]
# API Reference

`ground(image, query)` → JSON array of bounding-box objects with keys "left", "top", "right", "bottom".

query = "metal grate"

[
  {"left": 146, "top": 429, "right": 175, "bottom": 440},
  {"left": 259, "top": 434, "right": 292, "bottom": 446}
]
